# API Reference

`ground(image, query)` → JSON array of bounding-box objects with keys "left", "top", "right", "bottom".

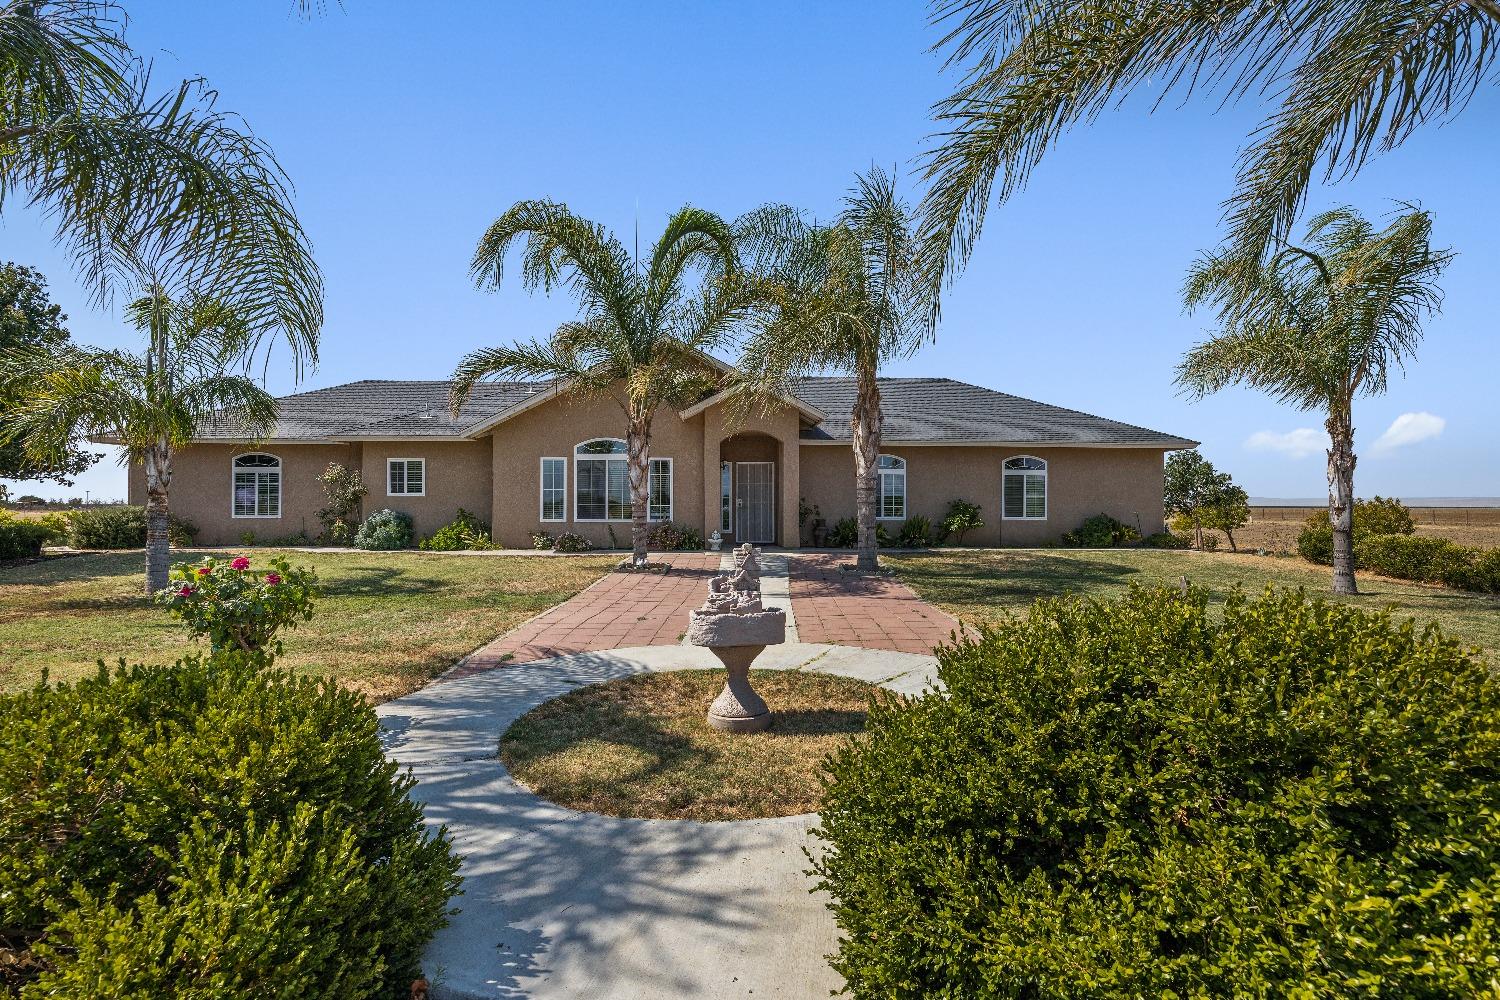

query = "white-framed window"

[
  {"left": 648, "top": 457, "right": 672, "bottom": 522},
  {"left": 540, "top": 457, "right": 566, "bottom": 522},
  {"left": 575, "top": 438, "right": 630, "bottom": 521},
  {"left": 720, "top": 461, "right": 732, "bottom": 533},
  {"left": 387, "top": 458, "right": 426, "bottom": 496},
  {"left": 231, "top": 453, "right": 281, "bottom": 518},
  {"left": 877, "top": 454, "right": 907, "bottom": 520},
  {"left": 574, "top": 439, "right": 672, "bottom": 522},
  {"left": 1002, "top": 455, "right": 1047, "bottom": 519}
]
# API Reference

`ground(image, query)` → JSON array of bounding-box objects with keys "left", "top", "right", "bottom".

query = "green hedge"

[
  {"left": 0, "top": 654, "right": 462, "bottom": 997},
  {"left": 815, "top": 586, "right": 1500, "bottom": 997},
  {"left": 1359, "top": 533, "right": 1500, "bottom": 593},
  {"left": 0, "top": 515, "right": 54, "bottom": 560},
  {"left": 66, "top": 505, "right": 198, "bottom": 549}
]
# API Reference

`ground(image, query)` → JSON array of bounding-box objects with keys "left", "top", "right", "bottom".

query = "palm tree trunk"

[
  {"left": 1326, "top": 413, "right": 1358, "bottom": 595},
  {"left": 143, "top": 442, "right": 173, "bottom": 594},
  {"left": 851, "top": 361, "right": 882, "bottom": 572},
  {"left": 627, "top": 415, "right": 650, "bottom": 567}
]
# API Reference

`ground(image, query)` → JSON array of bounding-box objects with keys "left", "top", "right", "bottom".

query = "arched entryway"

[{"left": 719, "top": 432, "right": 781, "bottom": 544}]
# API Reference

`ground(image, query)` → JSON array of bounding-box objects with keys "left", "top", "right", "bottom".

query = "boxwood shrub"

[
  {"left": 0, "top": 514, "right": 55, "bottom": 560},
  {"left": 0, "top": 654, "right": 462, "bottom": 997},
  {"left": 815, "top": 585, "right": 1500, "bottom": 998}
]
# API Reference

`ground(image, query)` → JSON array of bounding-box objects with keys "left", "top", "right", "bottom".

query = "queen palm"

[
  {"left": 734, "top": 168, "right": 935, "bottom": 572},
  {"left": 2, "top": 292, "right": 278, "bottom": 593},
  {"left": 920, "top": 0, "right": 1499, "bottom": 295},
  {"left": 1, "top": 2, "right": 321, "bottom": 352},
  {"left": 1177, "top": 206, "right": 1451, "bottom": 595},
  {"left": 451, "top": 201, "right": 744, "bottom": 567}
]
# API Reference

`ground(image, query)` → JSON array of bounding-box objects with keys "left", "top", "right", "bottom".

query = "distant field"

[{"left": 1236, "top": 506, "right": 1500, "bottom": 553}]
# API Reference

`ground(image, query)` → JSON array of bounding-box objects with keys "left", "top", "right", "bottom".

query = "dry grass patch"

[
  {"left": 500, "top": 669, "right": 889, "bottom": 821},
  {"left": 0, "top": 550, "right": 616, "bottom": 699}
]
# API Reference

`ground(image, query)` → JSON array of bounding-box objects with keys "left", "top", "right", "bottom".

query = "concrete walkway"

[{"left": 377, "top": 642, "right": 938, "bottom": 1000}]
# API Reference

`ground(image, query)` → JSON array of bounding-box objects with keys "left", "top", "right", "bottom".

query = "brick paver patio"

[
  {"left": 446, "top": 552, "right": 722, "bottom": 679},
  {"left": 789, "top": 552, "right": 965, "bottom": 654}
]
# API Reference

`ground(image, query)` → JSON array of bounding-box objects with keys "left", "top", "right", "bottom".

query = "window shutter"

[
  {"left": 407, "top": 461, "right": 424, "bottom": 495},
  {"left": 1004, "top": 474, "right": 1024, "bottom": 518},
  {"left": 389, "top": 462, "right": 405, "bottom": 495}
]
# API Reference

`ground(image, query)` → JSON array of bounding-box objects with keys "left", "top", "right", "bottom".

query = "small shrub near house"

[
  {"left": 1141, "top": 530, "right": 1191, "bottom": 549},
  {"left": 316, "top": 462, "right": 369, "bottom": 544},
  {"left": 939, "top": 499, "right": 983, "bottom": 545},
  {"left": 420, "top": 508, "right": 495, "bottom": 551},
  {"left": 815, "top": 585, "right": 1500, "bottom": 998},
  {"left": 894, "top": 514, "right": 932, "bottom": 548},
  {"left": 531, "top": 531, "right": 555, "bottom": 550},
  {"left": 1062, "top": 512, "right": 1141, "bottom": 547},
  {"left": 353, "top": 508, "right": 413, "bottom": 550},
  {"left": 66, "top": 505, "right": 198, "bottom": 549},
  {"left": 645, "top": 520, "right": 704, "bottom": 551},
  {"left": 552, "top": 531, "right": 593, "bottom": 553},
  {"left": 155, "top": 555, "right": 319, "bottom": 654},
  {"left": 828, "top": 517, "right": 858, "bottom": 548}
]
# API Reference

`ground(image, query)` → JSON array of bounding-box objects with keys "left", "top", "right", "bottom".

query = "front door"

[{"left": 735, "top": 462, "right": 775, "bottom": 543}]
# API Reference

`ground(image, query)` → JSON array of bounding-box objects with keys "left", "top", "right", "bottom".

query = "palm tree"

[
  {"left": 451, "top": 201, "right": 745, "bottom": 567},
  {"left": 2, "top": 292, "right": 278, "bottom": 593},
  {"left": 734, "top": 168, "right": 935, "bottom": 572},
  {"left": 1176, "top": 206, "right": 1451, "bottom": 595},
  {"left": 919, "top": 0, "right": 1498, "bottom": 297},
  {"left": 1, "top": 2, "right": 322, "bottom": 352}
]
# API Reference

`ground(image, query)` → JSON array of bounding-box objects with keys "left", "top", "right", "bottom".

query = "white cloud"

[
  {"left": 1370, "top": 411, "right": 1445, "bottom": 456},
  {"left": 1245, "top": 427, "right": 1328, "bottom": 459}
]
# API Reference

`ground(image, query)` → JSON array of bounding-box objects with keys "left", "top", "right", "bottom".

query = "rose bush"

[{"left": 155, "top": 555, "right": 319, "bottom": 655}]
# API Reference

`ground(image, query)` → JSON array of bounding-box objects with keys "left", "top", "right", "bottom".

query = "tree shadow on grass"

[
  {"left": 770, "top": 707, "right": 867, "bottom": 737},
  {"left": 895, "top": 551, "right": 1142, "bottom": 604},
  {"left": 320, "top": 564, "right": 450, "bottom": 598}
]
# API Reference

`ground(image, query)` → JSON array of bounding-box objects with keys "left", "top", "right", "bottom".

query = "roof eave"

[{"left": 799, "top": 437, "right": 1199, "bottom": 449}]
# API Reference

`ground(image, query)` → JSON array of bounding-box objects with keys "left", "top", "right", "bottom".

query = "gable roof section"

[
  {"left": 180, "top": 376, "right": 1194, "bottom": 449},
  {"left": 794, "top": 378, "right": 1197, "bottom": 449}
]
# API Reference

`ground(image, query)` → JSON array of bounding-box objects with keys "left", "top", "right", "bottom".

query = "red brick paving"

[
  {"left": 445, "top": 552, "right": 722, "bottom": 679},
  {"left": 790, "top": 552, "right": 965, "bottom": 654}
]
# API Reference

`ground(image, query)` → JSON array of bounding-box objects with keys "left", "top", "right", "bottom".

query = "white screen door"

[{"left": 735, "top": 462, "right": 775, "bottom": 543}]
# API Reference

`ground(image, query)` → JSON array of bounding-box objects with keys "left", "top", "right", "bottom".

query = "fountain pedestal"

[
  {"left": 705, "top": 645, "right": 772, "bottom": 732},
  {"left": 686, "top": 544, "right": 785, "bottom": 734}
]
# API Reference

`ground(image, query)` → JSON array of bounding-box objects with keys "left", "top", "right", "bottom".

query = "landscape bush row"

[
  {"left": 1297, "top": 497, "right": 1499, "bottom": 592},
  {"left": 0, "top": 556, "right": 461, "bottom": 997},
  {"left": 815, "top": 584, "right": 1500, "bottom": 997},
  {"left": 0, "top": 505, "right": 198, "bottom": 557}
]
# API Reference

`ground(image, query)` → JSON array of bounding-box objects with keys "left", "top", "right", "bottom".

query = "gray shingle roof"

[
  {"left": 193, "top": 376, "right": 1194, "bottom": 449},
  {"left": 193, "top": 380, "right": 543, "bottom": 440},
  {"left": 793, "top": 377, "right": 1196, "bottom": 448}
]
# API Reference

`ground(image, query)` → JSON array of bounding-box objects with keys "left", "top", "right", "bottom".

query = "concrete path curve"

[{"left": 376, "top": 642, "right": 938, "bottom": 1000}]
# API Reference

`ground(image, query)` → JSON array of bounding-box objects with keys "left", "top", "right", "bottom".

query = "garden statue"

[{"left": 686, "top": 544, "right": 786, "bottom": 732}]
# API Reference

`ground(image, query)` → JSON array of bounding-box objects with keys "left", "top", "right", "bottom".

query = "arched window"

[
  {"left": 877, "top": 454, "right": 907, "bottom": 520},
  {"left": 573, "top": 438, "right": 672, "bottom": 522},
  {"left": 1002, "top": 455, "right": 1047, "bottom": 520},
  {"left": 232, "top": 453, "right": 281, "bottom": 518}
]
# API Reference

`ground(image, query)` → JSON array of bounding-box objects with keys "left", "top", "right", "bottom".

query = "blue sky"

[{"left": 5, "top": 2, "right": 1497, "bottom": 501}]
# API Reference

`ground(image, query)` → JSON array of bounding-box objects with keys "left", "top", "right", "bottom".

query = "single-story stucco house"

[{"left": 128, "top": 373, "right": 1197, "bottom": 548}]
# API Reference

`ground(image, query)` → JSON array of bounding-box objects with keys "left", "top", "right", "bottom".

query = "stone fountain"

[{"left": 686, "top": 544, "right": 786, "bottom": 733}]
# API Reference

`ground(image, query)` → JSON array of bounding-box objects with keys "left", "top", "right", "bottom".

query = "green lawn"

[
  {"left": 0, "top": 550, "right": 616, "bottom": 700},
  {"left": 886, "top": 549, "right": 1500, "bottom": 662}
]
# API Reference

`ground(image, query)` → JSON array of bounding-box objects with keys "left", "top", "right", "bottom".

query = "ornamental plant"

[
  {"left": 815, "top": 585, "right": 1500, "bottom": 997},
  {"left": 155, "top": 555, "right": 318, "bottom": 655}
]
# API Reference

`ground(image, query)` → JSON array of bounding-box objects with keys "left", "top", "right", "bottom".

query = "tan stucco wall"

[
  {"left": 128, "top": 442, "right": 360, "bottom": 545},
  {"left": 486, "top": 393, "right": 707, "bottom": 549},
  {"left": 797, "top": 444, "right": 1167, "bottom": 546},
  {"left": 358, "top": 440, "right": 493, "bottom": 540}
]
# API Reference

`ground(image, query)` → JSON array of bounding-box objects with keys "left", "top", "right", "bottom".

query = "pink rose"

[
  {"left": 265, "top": 573, "right": 282, "bottom": 585},
  {"left": 230, "top": 557, "right": 251, "bottom": 571},
  {"left": 197, "top": 566, "right": 212, "bottom": 576},
  {"left": 176, "top": 585, "right": 194, "bottom": 597}
]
